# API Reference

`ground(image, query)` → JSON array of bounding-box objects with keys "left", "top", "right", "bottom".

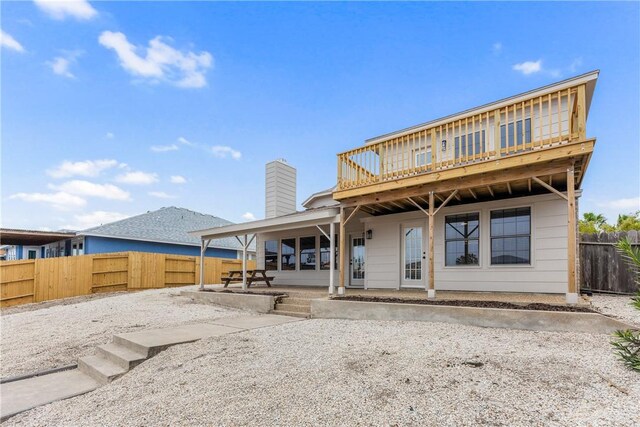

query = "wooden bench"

[{"left": 221, "top": 270, "right": 274, "bottom": 288}]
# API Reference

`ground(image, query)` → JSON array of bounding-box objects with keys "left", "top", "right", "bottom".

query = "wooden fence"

[
  {"left": 580, "top": 230, "right": 639, "bottom": 294},
  {"left": 0, "top": 252, "right": 255, "bottom": 308}
]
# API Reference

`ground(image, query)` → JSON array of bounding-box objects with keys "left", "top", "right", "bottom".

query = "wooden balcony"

[{"left": 334, "top": 77, "right": 596, "bottom": 203}]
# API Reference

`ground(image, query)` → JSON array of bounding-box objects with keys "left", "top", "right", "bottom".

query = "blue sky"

[{"left": 1, "top": 1, "right": 639, "bottom": 230}]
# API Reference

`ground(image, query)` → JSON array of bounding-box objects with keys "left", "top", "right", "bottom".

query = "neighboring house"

[
  {"left": 193, "top": 71, "right": 598, "bottom": 303},
  {"left": 1, "top": 207, "right": 255, "bottom": 260},
  {"left": 0, "top": 229, "right": 76, "bottom": 260}
]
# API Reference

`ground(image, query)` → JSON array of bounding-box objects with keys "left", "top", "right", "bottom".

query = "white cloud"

[
  {"left": 603, "top": 197, "right": 640, "bottom": 210},
  {"left": 49, "top": 180, "right": 131, "bottom": 201},
  {"left": 211, "top": 145, "right": 242, "bottom": 160},
  {"left": 115, "top": 171, "right": 159, "bottom": 185},
  {"left": 170, "top": 175, "right": 187, "bottom": 184},
  {"left": 98, "top": 31, "right": 213, "bottom": 88},
  {"left": 1, "top": 30, "right": 25, "bottom": 52},
  {"left": 513, "top": 60, "right": 542, "bottom": 75},
  {"left": 47, "top": 52, "right": 81, "bottom": 78},
  {"left": 47, "top": 159, "right": 120, "bottom": 178},
  {"left": 9, "top": 191, "right": 86, "bottom": 210},
  {"left": 105, "top": 132, "right": 114, "bottom": 139},
  {"left": 178, "top": 136, "right": 194, "bottom": 146},
  {"left": 241, "top": 212, "right": 256, "bottom": 221},
  {"left": 492, "top": 42, "right": 502, "bottom": 54},
  {"left": 34, "top": 0, "right": 97, "bottom": 21},
  {"left": 568, "top": 57, "right": 583, "bottom": 73},
  {"left": 150, "top": 144, "right": 179, "bottom": 152},
  {"left": 63, "top": 211, "right": 129, "bottom": 230},
  {"left": 148, "top": 191, "right": 175, "bottom": 199}
]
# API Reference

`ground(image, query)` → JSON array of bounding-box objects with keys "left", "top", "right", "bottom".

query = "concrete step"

[
  {"left": 275, "top": 303, "right": 311, "bottom": 314},
  {"left": 78, "top": 355, "right": 128, "bottom": 385},
  {"left": 279, "top": 297, "right": 312, "bottom": 306},
  {"left": 271, "top": 310, "right": 310, "bottom": 319},
  {"left": 96, "top": 343, "right": 147, "bottom": 370}
]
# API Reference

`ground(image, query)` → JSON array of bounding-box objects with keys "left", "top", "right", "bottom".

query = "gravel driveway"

[
  {"left": 0, "top": 286, "right": 239, "bottom": 378},
  {"left": 6, "top": 318, "right": 639, "bottom": 426},
  {"left": 590, "top": 294, "right": 640, "bottom": 327}
]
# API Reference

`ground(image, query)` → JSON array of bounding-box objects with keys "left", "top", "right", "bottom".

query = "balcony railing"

[{"left": 337, "top": 83, "right": 587, "bottom": 191}]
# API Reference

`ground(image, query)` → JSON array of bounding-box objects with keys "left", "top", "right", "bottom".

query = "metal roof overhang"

[
  {"left": 0, "top": 229, "right": 76, "bottom": 246},
  {"left": 190, "top": 208, "right": 341, "bottom": 240}
]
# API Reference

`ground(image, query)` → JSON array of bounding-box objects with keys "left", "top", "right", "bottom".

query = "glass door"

[
  {"left": 401, "top": 225, "right": 425, "bottom": 288},
  {"left": 350, "top": 235, "right": 365, "bottom": 287}
]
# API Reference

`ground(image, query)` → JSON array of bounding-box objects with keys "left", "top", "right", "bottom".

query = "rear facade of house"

[{"left": 195, "top": 71, "right": 598, "bottom": 303}]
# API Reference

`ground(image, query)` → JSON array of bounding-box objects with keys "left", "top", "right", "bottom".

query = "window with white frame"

[
  {"left": 445, "top": 212, "right": 480, "bottom": 266},
  {"left": 264, "top": 240, "right": 278, "bottom": 270},
  {"left": 299, "top": 236, "right": 316, "bottom": 270},
  {"left": 281, "top": 238, "right": 296, "bottom": 270},
  {"left": 415, "top": 148, "right": 432, "bottom": 167},
  {"left": 500, "top": 118, "right": 531, "bottom": 150},
  {"left": 490, "top": 207, "right": 531, "bottom": 265}
]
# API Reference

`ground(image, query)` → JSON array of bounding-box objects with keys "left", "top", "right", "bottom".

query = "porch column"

[
  {"left": 427, "top": 192, "right": 436, "bottom": 299},
  {"left": 242, "top": 234, "right": 248, "bottom": 291},
  {"left": 199, "top": 239, "right": 210, "bottom": 290},
  {"left": 566, "top": 167, "right": 578, "bottom": 304},
  {"left": 338, "top": 207, "right": 346, "bottom": 295},
  {"left": 329, "top": 221, "right": 335, "bottom": 295}
]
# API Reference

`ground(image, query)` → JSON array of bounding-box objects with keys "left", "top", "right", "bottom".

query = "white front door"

[
  {"left": 401, "top": 224, "right": 425, "bottom": 288},
  {"left": 349, "top": 235, "right": 365, "bottom": 287}
]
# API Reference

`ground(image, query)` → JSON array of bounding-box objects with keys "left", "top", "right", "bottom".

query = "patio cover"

[{"left": 190, "top": 207, "right": 341, "bottom": 291}]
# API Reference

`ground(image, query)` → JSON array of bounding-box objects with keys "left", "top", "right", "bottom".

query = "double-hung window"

[
  {"left": 319, "top": 235, "right": 338, "bottom": 270},
  {"left": 490, "top": 208, "right": 531, "bottom": 265},
  {"left": 500, "top": 118, "right": 531, "bottom": 150},
  {"left": 281, "top": 238, "right": 296, "bottom": 270},
  {"left": 445, "top": 213, "right": 480, "bottom": 266},
  {"left": 454, "top": 130, "right": 486, "bottom": 160},
  {"left": 415, "top": 149, "right": 432, "bottom": 167}
]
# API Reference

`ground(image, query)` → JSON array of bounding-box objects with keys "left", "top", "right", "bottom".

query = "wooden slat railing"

[{"left": 337, "top": 83, "right": 587, "bottom": 190}]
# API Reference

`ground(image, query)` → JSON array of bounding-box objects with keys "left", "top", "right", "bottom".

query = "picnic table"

[{"left": 221, "top": 269, "right": 274, "bottom": 288}]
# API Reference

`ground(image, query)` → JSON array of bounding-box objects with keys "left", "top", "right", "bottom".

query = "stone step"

[
  {"left": 275, "top": 303, "right": 311, "bottom": 314},
  {"left": 271, "top": 310, "right": 310, "bottom": 319},
  {"left": 96, "top": 343, "right": 147, "bottom": 370},
  {"left": 279, "top": 297, "right": 312, "bottom": 306},
  {"left": 78, "top": 355, "right": 128, "bottom": 385}
]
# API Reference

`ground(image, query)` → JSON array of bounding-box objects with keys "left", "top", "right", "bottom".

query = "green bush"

[{"left": 612, "top": 237, "right": 640, "bottom": 372}]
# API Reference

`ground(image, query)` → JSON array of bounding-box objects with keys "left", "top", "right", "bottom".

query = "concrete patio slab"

[
  {"left": 211, "top": 314, "right": 304, "bottom": 330},
  {"left": 113, "top": 324, "right": 242, "bottom": 356},
  {"left": 0, "top": 370, "right": 100, "bottom": 421}
]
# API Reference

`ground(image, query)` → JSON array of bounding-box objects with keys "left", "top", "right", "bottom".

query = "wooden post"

[
  {"left": 199, "top": 240, "right": 206, "bottom": 290},
  {"left": 329, "top": 221, "right": 335, "bottom": 294},
  {"left": 494, "top": 110, "right": 501, "bottom": 157},
  {"left": 242, "top": 235, "right": 248, "bottom": 291},
  {"left": 566, "top": 167, "right": 577, "bottom": 304},
  {"left": 427, "top": 191, "right": 435, "bottom": 299},
  {"left": 338, "top": 207, "right": 346, "bottom": 295},
  {"left": 576, "top": 84, "right": 586, "bottom": 140}
]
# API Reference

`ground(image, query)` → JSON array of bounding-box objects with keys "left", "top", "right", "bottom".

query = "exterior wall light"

[{"left": 366, "top": 229, "right": 373, "bottom": 240}]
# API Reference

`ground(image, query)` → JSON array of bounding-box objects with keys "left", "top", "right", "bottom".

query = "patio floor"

[{"left": 202, "top": 284, "right": 591, "bottom": 306}]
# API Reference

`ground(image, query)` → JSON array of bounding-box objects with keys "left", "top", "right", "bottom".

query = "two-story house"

[{"left": 193, "top": 70, "right": 598, "bottom": 304}]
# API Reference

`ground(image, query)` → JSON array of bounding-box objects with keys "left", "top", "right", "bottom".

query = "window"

[
  {"left": 415, "top": 149, "right": 432, "bottom": 167},
  {"left": 500, "top": 118, "right": 531, "bottom": 150},
  {"left": 319, "top": 235, "right": 338, "bottom": 270},
  {"left": 299, "top": 236, "right": 316, "bottom": 270},
  {"left": 491, "top": 207, "right": 531, "bottom": 265},
  {"left": 454, "top": 130, "right": 486, "bottom": 160},
  {"left": 445, "top": 213, "right": 480, "bottom": 266},
  {"left": 281, "top": 238, "right": 296, "bottom": 270},
  {"left": 28, "top": 250, "right": 37, "bottom": 260},
  {"left": 265, "top": 240, "right": 278, "bottom": 270}
]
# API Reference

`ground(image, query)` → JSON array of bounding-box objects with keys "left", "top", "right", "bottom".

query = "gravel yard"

[
  {"left": 0, "top": 286, "right": 239, "bottom": 378},
  {"left": 6, "top": 317, "right": 640, "bottom": 426},
  {"left": 591, "top": 294, "right": 640, "bottom": 327}
]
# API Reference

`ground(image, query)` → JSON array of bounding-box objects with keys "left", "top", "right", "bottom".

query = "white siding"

[
  {"left": 265, "top": 160, "right": 297, "bottom": 219},
  {"left": 362, "top": 193, "right": 570, "bottom": 293}
]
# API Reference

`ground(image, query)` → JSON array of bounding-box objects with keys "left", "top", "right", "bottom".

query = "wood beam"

[
  {"left": 486, "top": 185, "right": 495, "bottom": 197},
  {"left": 433, "top": 190, "right": 458, "bottom": 216},
  {"left": 528, "top": 178, "right": 532, "bottom": 192},
  {"left": 339, "top": 158, "right": 576, "bottom": 208},
  {"left": 344, "top": 205, "right": 361, "bottom": 225},
  {"left": 468, "top": 188, "right": 478, "bottom": 200},
  {"left": 506, "top": 181, "right": 512, "bottom": 195},
  {"left": 567, "top": 167, "right": 577, "bottom": 301},
  {"left": 428, "top": 192, "right": 435, "bottom": 298},
  {"left": 532, "top": 176, "right": 568, "bottom": 201},
  {"left": 434, "top": 193, "right": 445, "bottom": 203},
  {"left": 334, "top": 139, "right": 594, "bottom": 200},
  {"left": 407, "top": 197, "right": 429, "bottom": 217}
]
